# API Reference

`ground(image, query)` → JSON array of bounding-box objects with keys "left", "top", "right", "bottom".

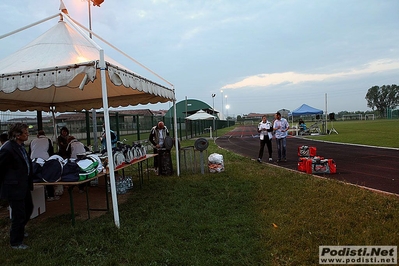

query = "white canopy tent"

[
  {"left": 185, "top": 110, "right": 215, "bottom": 120},
  {"left": 0, "top": 8, "right": 180, "bottom": 227}
]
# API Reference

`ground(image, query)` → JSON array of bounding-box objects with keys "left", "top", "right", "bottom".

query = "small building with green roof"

[{"left": 164, "top": 99, "right": 219, "bottom": 120}]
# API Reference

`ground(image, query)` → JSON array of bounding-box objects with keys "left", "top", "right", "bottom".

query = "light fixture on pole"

[
  {"left": 226, "top": 104, "right": 230, "bottom": 127},
  {"left": 92, "top": 0, "right": 104, "bottom": 6}
]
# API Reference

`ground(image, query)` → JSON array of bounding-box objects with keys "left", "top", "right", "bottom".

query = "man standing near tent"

[
  {"left": 257, "top": 115, "right": 273, "bottom": 163},
  {"left": 273, "top": 112, "right": 289, "bottom": 163},
  {"left": 149, "top": 121, "right": 169, "bottom": 175},
  {"left": 0, "top": 123, "right": 33, "bottom": 250},
  {"left": 99, "top": 123, "right": 117, "bottom": 152}
]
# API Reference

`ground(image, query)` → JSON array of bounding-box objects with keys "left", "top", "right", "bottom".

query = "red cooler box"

[{"left": 297, "top": 157, "right": 309, "bottom": 172}]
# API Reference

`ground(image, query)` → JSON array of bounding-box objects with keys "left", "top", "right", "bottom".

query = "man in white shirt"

[
  {"left": 257, "top": 115, "right": 273, "bottom": 163},
  {"left": 273, "top": 112, "right": 289, "bottom": 162},
  {"left": 66, "top": 136, "right": 86, "bottom": 159},
  {"left": 29, "top": 130, "right": 53, "bottom": 160}
]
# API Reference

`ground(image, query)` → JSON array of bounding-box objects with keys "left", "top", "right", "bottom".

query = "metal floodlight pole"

[
  {"left": 212, "top": 94, "right": 216, "bottom": 138},
  {"left": 221, "top": 90, "right": 224, "bottom": 120},
  {"left": 88, "top": 0, "right": 92, "bottom": 38},
  {"left": 225, "top": 95, "right": 228, "bottom": 125}
]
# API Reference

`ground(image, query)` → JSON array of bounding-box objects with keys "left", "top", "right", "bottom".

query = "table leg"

[
  {"left": 85, "top": 182, "right": 90, "bottom": 220},
  {"left": 139, "top": 161, "right": 144, "bottom": 185},
  {"left": 89, "top": 174, "right": 110, "bottom": 212},
  {"left": 138, "top": 162, "right": 142, "bottom": 188},
  {"left": 68, "top": 185, "right": 76, "bottom": 226},
  {"left": 104, "top": 174, "right": 109, "bottom": 211},
  {"left": 146, "top": 157, "right": 150, "bottom": 182}
]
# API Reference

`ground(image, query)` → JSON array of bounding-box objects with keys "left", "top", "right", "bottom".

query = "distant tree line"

[{"left": 365, "top": 84, "right": 399, "bottom": 118}]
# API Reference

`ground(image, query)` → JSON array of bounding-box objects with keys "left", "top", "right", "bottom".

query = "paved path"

[{"left": 215, "top": 126, "right": 399, "bottom": 195}]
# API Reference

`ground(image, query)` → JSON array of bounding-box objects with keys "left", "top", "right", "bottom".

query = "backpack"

[
  {"left": 86, "top": 154, "right": 104, "bottom": 173},
  {"left": 122, "top": 145, "right": 134, "bottom": 163},
  {"left": 77, "top": 156, "right": 99, "bottom": 181},
  {"left": 113, "top": 151, "right": 126, "bottom": 170},
  {"left": 31, "top": 158, "right": 45, "bottom": 183},
  {"left": 41, "top": 155, "right": 63, "bottom": 182},
  {"left": 61, "top": 159, "right": 80, "bottom": 182}
]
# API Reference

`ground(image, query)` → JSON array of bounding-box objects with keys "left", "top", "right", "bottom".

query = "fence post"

[
  {"left": 37, "top": 111, "right": 43, "bottom": 131},
  {"left": 85, "top": 111, "right": 91, "bottom": 145},
  {"left": 136, "top": 115, "right": 140, "bottom": 141},
  {"left": 179, "top": 117, "right": 182, "bottom": 141},
  {"left": 115, "top": 112, "right": 120, "bottom": 141}
]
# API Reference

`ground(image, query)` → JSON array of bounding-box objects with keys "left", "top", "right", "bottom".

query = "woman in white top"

[{"left": 257, "top": 115, "right": 273, "bottom": 163}]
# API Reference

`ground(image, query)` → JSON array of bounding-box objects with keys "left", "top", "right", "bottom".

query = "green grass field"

[
  {"left": 308, "top": 119, "right": 399, "bottom": 148},
  {"left": 0, "top": 120, "right": 398, "bottom": 265}
]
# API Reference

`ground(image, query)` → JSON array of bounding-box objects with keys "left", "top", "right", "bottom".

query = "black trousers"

[
  {"left": 8, "top": 190, "right": 33, "bottom": 246},
  {"left": 258, "top": 137, "right": 273, "bottom": 159}
]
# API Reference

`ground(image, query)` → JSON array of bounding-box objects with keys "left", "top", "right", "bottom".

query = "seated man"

[
  {"left": 298, "top": 119, "right": 307, "bottom": 132},
  {"left": 66, "top": 136, "right": 86, "bottom": 159}
]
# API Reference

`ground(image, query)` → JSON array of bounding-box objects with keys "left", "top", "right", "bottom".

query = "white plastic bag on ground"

[{"left": 208, "top": 153, "right": 224, "bottom": 173}]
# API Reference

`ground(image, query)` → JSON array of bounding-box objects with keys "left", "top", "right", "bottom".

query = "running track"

[{"left": 215, "top": 125, "right": 399, "bottom": 195}]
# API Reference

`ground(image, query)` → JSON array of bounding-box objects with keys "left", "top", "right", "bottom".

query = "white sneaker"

[
  {"left": 54, "top": 185, "right": 64, "bottom": 196},
  {"left": 269, "top": 158, "right": 273, "bottom": 162},
  {"left": 11, "top": 244, "right": 29, "bottom": 250},
  {"left": 47, "top": 196, "right": 60, "bottom": 202}
]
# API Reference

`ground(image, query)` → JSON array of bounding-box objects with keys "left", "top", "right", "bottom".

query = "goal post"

[
  {"left": 364, "top": 114, "right": 375, "bottom": 120},
  {"left": 342, "top": 114, "right": 362, "bottom": 121}
]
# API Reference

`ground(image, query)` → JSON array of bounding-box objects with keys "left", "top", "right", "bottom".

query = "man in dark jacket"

[
  {"left": 149, "top": 121, "right": 170, "bottom": 175},
  {"left": 0, "top": 123, "right": 33, "bottom": 250}
]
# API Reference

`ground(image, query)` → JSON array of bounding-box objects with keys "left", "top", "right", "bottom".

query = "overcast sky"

[{"left": 1, "top": 0, "right": 398, "bottom": 116}]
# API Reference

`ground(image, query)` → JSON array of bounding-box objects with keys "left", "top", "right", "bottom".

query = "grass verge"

[
  {"left": 307, "top": 119, "right": 399, "bottom": 148},
  {"left": 0, "top": 126, "right": 398, "bottom": 265}
]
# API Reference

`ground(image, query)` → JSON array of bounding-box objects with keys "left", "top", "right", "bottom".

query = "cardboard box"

[
  {"left": 9, "top": 185, "right": 46, "bottom": 219},
  {"left": 30, "top": 185, "right": 46, "bottom": 219}
]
